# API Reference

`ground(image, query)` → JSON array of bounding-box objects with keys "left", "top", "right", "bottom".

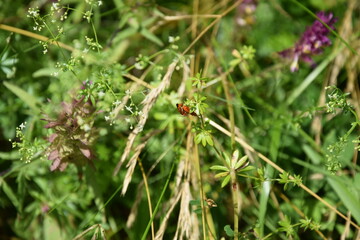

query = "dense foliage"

[{"left": 1, "top": 0, "right": 359, "bottom": 239}]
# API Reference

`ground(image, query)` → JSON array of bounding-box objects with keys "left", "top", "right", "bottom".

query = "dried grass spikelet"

[
  {"left": 174, "top": 181, "right": 199, "bottom": 240},
  {"left": 127, "top": 140, "right": 176, "bottom": 228},
  {"left": 113, "top": 61, "right": 178, "bottom": 178},
  {"left": 121, "top": 141, "right": 147, "bottom": 195},
  {"left": 155, "top": 188, "right": 182, "bottom": 240},
  {"left": 114, "top": 61, "right": 178, "bottom": 198},
  {"left": 155, "top": 156, "right": 188, "bottom": 239}
]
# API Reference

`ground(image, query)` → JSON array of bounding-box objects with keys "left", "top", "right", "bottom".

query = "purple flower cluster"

[{"left": 279, "top": 12, "right": 337, "bottom": 72}]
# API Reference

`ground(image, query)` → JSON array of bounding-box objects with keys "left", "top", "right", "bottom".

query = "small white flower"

[
  {"left": 97, "top": 91, "right": 105, "bottom": 98},
  {"left": 83, "top": 124, "right": 91, "bottom": 132},
  {"left": 125, "top": 105, "right": 133, "bottom": 112},
  {"left": 134, "top": 62, "right": 144, "bottom": 70},
  {"left": 113, "top": 100, "right": 122, "bottom": 105},
  {"left": 52, "top": 3, "right": 59, "bottom": 10},
  {"left": 98, "top": 1, "right": 103, "bottom": 6},
  {"left": 125, "top": 118, "right": 131, "bottom": 123},
  {"left": 105, "top": 116, "right": 110, "bottom": 121},
  {"left": 168, "top": 36, "right": 175, "bottom": 43},
  {"left": 125, "top": 89, "right": 131, "bottom": 95},
  {"left": 19, "top": 122, "right": 26, "bottom": 130}
]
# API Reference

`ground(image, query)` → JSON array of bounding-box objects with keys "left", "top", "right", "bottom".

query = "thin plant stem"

[
  {"left": 230, "top": 169, "right": 240, "bottom": 240},
  {"left": 0, "top": 24, "right": 74, "bottom": 52},
  {"left": 138, "top": 158, "right": 155, "bottom": 240},
  {"left": 193, "top": 137, "right": 208, "bottom": 240},
  {"left": 141, "top": 160, "right": 176, "bottom": 240}
]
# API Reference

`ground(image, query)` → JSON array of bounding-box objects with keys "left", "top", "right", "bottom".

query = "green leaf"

[
  {"left": 210, "top": 165, "right": 229, "bottom": 172},
  {"left": 278, "top": 215, "right": 294, "bottom": 237},
  {"left": 302, "top": 144, "right": 322, "bottom": 164},
  {"left": 194, "top": 208, "right": 202, "bottom": 215},
  {"left": 231, "top": 150, "right": 240, "bottom": 168},
  {"left": 3, "top": 81, "right": 41, "bottom": 114},
  {"left": 32, "top": 68, "right": 57, "bottom": 78},
  {"left": 234, "top": 155, "right": 248, "bottom": 170},
  {"left": 237, "top": 165, "right": 255, "bottom": 173},
  {"left": 224, "top": 152, "right": 231, "bottom": 168},
  {"left": 224, "top": 225, "right": 234, "bottom": 237},
  {"left": 140, "top": 28, "right": 163, "bottom": 46},
  {"left": 1, "top": 178, "right": 20, "bottom": 210},
  {"left": 327, "top": 176, "right": 360, "bottom": 224},
  {"left": 214, "top": 172, "right": 229, "bottom": 179},
  {"left": 221, "top": 175, "right": 231, "bottom": 188},
  {"left": 190, "top": 200, "right": 201, "bottom": 206},
  {"left": 205, "top": 135, "right": 213, "bottom": 146},
  {"left": 201, "top": 137, "right": 206, "bottom": 147}
]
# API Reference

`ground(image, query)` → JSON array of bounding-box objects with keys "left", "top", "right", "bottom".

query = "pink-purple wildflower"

[
  {"left": 279, "top": 12, "right": 337, "bottom": 72},
  {"left": 42, "top": 97, "right": 96, "bottom": 172},
  {"left": 236, "top": 0, "right": 257, "bottom": 26}
]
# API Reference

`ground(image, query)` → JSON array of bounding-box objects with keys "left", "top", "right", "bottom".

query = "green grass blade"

[
  {"left": 327, "top": 176, "right": 360, "bottom": 224},
  {"left": 141, "top": 160, "right": 175, "bottom": 240},
  {"left": 3, "top": 81, "right": 41, "bottom": 114},
  {"left": 286, "top": 47, "right": 341, "bottom": 105}
]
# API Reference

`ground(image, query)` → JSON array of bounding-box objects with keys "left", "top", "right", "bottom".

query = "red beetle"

[{"left": 176, "top": 103, "right": 197, "bottom": 116}]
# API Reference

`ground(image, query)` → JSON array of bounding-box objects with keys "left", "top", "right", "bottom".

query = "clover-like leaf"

[{"left": 224, "top": 225, "right": 234, "bottom": 237}]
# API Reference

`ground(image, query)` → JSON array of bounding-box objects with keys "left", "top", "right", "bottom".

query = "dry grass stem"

[
  {"left": 0, "top": 24, "right": 75, "bottom": 52},
  {"left": 123, "top": 73, "right": 155, "bottom": 89},
  {"left": 154, "top": 188, "right": 182, "bottom": 240},
  {"left": 122, "top": 141, "right": 148, "bottom": 195},
  {"left": 113, "top": 61, "right": 178, "bottom": 176},
  {"left": 174, "top": 182, "right": 197, "bottom": 240}
]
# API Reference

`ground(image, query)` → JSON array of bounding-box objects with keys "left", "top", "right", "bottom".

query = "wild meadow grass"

[{"left": 1, "top": 0, "right": 360, "bottom": 239}]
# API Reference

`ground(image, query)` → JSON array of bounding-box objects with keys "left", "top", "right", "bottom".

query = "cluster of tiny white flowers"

[
  {"left": 51, "top": 2, "right": 60, "bottom": 11},
  {"left": 325, "top": 86, "right": 350, "bottom": 114},
  {"left": 104, "top": 110, "right": 116, "bottom": 126},
  {"left": 104, "top": 99, "right": 123, "bottom": 126},
  {"left": 134, "top": 54, "right": 150, "bottom": 70},
  {"left": 39, "top": 41, "right": 49, "bottom": 54},
  {"left": 27, "top": 7, "right": 40, "bottom": 18},
  {"left": 168, "top": 35, "right": 180, "bottom": 50},
  {"left": 83, "top": 11, "right": 93, "bottom": 22},
  {"left": 85, "top": 36, "right": 102, "bottom": 50},
  {"left": 85, "top": 0, "right": 103, "bottom": 6},
  {"left": 113, "top": 99, "right": 122, "bottom": 106},
  {"left": 125, "top": 105, "right": 133, "bottom": 114},
  {"left": 9, "top": 122, "right": 34, "bottom": 163},
  {"left": 60, "top": 11, "right": 68, "bottom": 21},
  {"left": 97, "top": 91, "right": 105, "bottom": 98}
]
